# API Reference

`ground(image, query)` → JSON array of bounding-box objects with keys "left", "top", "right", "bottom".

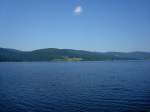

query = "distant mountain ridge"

[{"left": 0, "top": 47, "right": 150, "bottom": 61}]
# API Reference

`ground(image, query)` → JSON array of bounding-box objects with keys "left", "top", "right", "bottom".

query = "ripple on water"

[{"left": 0, "top": 61, "right": 150, "bottom": 112}]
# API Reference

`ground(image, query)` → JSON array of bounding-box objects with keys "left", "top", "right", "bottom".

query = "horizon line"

[{"left": 0, "top": 47, "right": 150, "bottom": 53}]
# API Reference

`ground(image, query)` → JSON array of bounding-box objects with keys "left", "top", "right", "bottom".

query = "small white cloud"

[{"left": 74, "top": 5, "right": 83, "bottom": 15}]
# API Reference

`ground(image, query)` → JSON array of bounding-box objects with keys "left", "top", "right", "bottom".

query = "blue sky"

[{"left": 0, "top": 0, "right": 150, "bottom": 52}]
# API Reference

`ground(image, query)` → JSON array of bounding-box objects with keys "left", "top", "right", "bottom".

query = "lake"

[{"left": 0, "top": 61, "right": 150, "bottom": 112}]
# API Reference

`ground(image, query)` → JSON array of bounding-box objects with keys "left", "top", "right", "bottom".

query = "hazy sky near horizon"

[{"left": 0, "top": 0, "right": 150, "bottom": 52}]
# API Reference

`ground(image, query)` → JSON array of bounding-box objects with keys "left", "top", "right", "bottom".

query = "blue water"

[{"left": 0, "top": 61, "right": 150, "bottom": 112}]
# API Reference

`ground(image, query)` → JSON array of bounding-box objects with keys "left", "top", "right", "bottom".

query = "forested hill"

[{"left": 0, "top": 48, "right": 150, "bottom": 61}]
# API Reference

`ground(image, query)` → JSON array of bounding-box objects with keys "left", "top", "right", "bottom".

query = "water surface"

[{"left": 0, "top": 61, "right": 150, "bottom": 112}]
